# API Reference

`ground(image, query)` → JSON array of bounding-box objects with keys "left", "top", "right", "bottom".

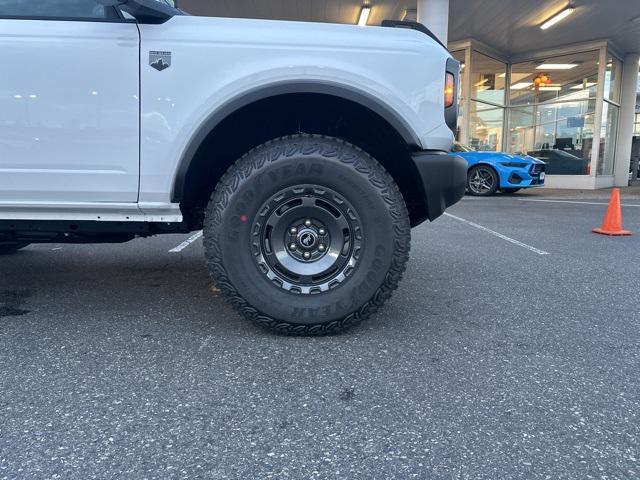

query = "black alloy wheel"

[
  {"left": 253, "top": 184, "right": 362, "bottom": 295},
  {"left": 467, "top": 165, "right": 498, "bottom": 196}
]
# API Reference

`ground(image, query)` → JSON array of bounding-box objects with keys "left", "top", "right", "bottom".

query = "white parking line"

[
  {"left": 169, "top": 230, "right": 203, "bottom": 253},
  {"left": 444, "top": 213, "right": 550, "bottom": 256},
  {"left": 517, "top": 198, "right": 640, "bottom": 207}
]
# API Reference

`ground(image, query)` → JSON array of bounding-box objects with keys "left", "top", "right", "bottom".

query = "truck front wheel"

[{"left": 203, "top": 135, "right": 411, "bottom": 335}]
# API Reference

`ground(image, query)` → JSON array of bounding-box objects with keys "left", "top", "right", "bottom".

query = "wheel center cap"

[{"left": 297, "top": 229, "right": 318, "bottom": 249}]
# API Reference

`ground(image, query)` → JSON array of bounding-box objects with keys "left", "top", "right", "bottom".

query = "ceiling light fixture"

[
  {"left": 358, "top": 6, "right": 371, "bottom": 26},
  {"left": 540, "top": 6, "right": 575, "bottom": 30},
  {"left": 511, "top": 82, "right": 533, "bottom": 90},
  {"left": 536, "top": 63, "right": 578, "bottom": 70}
]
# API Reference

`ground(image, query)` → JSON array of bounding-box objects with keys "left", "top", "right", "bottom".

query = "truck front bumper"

[{"left": 411, "top": 151, "right": 467, "bottom": 223}]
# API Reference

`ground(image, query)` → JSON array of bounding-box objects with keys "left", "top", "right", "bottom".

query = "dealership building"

[{"left": 181, "top": 0, "right": 640, "bottom": 189}]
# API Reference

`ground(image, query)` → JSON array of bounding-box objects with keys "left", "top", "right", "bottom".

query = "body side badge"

[{"left": 149, "top": 51, "right": 171, "bottom": 71}]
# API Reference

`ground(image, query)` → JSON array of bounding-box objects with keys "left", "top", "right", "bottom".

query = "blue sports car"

[{"left": 452, "top": 143, "right": 546, "bottom": 196}]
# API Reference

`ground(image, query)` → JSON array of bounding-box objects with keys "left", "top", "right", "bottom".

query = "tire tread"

[{"left": 203, "top": 134, "right": 411, "bottom": 336}]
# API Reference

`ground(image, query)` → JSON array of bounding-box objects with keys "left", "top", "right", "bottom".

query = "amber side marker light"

[{"left": 444, "top": 72, "right": 455, "bottom": 108}]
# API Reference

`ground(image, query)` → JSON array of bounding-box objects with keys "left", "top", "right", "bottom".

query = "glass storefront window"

[
  {"left": 604, "top": 55, "right": 622, "bottom": 103},
  {"left": 635, "top": 72, "right": 640, "bottom": 134},
  {"left": 455, "top": 46, "right": 627, "bottom": 178},
  {"left": 470, "top": 51, "right": 506, "bottom": 105},
  {"left": 508, "top": 100, "right": 595, "bottom": 175},
  {"left": 508, "top": 105, "right": 536, "bottom": 154},
  {"left": 508, "top": 50, "right": 601, "bottom": 175},
  {"left": 510, "top": 51, "right": 600, "bottom": 106},
  {"left": 598, "top": 101, "right": 619, "bottom": 175},
  {"left": 469, "top": 100, "right": 503, "bottom": 151}
]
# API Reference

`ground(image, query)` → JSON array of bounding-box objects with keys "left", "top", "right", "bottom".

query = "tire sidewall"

[{"left": 205, "top": 138, "right": 406, "bottom": 327}]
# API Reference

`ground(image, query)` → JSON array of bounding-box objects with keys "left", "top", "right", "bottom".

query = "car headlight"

[{"left": 499, "top": 162, "right": 528, "bottom": 168}]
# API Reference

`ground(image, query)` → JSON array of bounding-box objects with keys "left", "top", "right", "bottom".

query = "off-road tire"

[
  {"left": 203, "top": 134, "right": 411, "bottom": 335},
  {"left": 0, "top": 243, "right": 29, "bottom": 255}
]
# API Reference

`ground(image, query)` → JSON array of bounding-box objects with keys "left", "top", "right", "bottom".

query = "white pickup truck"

[{"left": 0, "top": 0, "right": 466, "bottom": 334}]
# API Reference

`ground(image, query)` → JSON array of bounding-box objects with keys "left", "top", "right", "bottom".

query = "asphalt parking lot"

[{"left": 1, "top": 189, "right": 639, "bottom": 479}]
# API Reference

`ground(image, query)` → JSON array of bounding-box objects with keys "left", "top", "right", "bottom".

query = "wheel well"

[
  {"left": 468, "top": 162, "right": 500, "bottom": 193},
  {"left": 469, "top": 162, "right": 498, "bottom": 175},
  {"left": 469, "top": 162, "right": 501, "bottom": 182},
  {"left": 177, "top": 93, "right": 428, "bottom": 227}
]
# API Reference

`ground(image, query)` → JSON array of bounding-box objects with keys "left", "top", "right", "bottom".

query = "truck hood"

[{"left": 163, "top": 15, "right": 442, "bottom": 53}]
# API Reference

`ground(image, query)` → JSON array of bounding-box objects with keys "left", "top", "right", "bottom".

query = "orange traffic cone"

[{"left": 592, "top": 188, "right": 632, "bottom": 236}]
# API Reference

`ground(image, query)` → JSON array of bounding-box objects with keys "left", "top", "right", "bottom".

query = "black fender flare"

[{"left": 171, "top": 81, "right": 420, "bottom": 202}]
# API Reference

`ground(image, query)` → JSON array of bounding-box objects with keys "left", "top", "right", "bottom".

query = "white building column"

[
  {"left": 614, "top": 53, "right": 640, "bottom": 186},
  {"left": 417, "top": 0, "right": 449, "bottom": 45}
]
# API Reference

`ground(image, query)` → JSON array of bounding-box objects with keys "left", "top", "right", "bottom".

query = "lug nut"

[
  {"left": 303, "top": 251, "right": 311, "bottom": 259},
  {"left": 289, "top": 243, "right": 297, "bottom": 250},
  {"left": 318, "top": 228, "right": 326, "bottom": 236},
  {"left": 304, "top": 219, "right": 312, "bottom": 227},
  {"left": 290, "top": 227, "right": 297, "bottom": 234},
  {"left": 318, "top": 244, "right": 326, "bottom": 252}
]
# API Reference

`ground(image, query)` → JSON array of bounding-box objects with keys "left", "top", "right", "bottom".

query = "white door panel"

[{"left": 0, "top": 19, "right": 140, "bottom": 203}]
